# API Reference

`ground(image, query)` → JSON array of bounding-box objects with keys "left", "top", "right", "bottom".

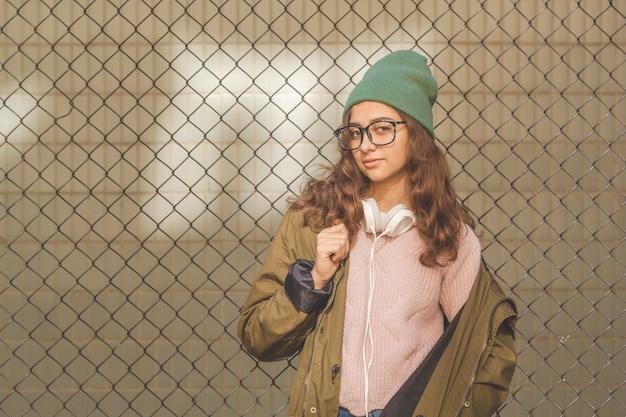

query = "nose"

[{"left": 358, "top": 131, "right": 377, "bottom": 152}]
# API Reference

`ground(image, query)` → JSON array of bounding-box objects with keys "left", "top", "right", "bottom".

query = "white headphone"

[{"left": 361, "top": 198, "right": 415, "bottom": 237}]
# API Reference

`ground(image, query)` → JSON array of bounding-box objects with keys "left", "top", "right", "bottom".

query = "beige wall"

[{"left": 1, "top": 1, "right": 624, "bottom": 416}]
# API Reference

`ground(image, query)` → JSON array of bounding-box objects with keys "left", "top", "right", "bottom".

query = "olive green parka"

[{"left": 238, "top": 208, "right": 517, "bottom": 417}]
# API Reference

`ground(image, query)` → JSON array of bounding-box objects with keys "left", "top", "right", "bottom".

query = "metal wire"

[{"left": 1, "top": 0, "right": 624, "bottom": 416}]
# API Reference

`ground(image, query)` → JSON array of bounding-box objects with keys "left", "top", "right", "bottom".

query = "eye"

[
  {"left": 372, "top": 122, "right": 393, "bottom": 134},
  {"left": 348, "top": 127, "right": 362, "bottom": 138}
]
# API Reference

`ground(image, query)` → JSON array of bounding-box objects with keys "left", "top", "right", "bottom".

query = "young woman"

[{"left": 238, "top": 50, "right": 517, "bottom": 417}]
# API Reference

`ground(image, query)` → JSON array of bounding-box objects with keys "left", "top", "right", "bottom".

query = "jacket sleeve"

[
  {"left": 237, "top": 209, "right": 330, "bottom": 361},
  {"left": 284, "top": 259, "right": 332, "bottom": 314},
  {"left": 467, "top": 313, "right": 517, "bottom": 417}
]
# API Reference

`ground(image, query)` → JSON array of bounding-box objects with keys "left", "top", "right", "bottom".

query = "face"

[{"left": 347, "top": 101, "right": 410, "bottom": 199}]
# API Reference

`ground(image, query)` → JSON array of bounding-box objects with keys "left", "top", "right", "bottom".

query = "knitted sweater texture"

[{"left": 339, "top": 224, "right": 481, "bottom": 416}]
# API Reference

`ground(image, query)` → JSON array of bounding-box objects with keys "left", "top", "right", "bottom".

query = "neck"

[{"left": 367, "top": 184, "right": 411, "bottom": 211}]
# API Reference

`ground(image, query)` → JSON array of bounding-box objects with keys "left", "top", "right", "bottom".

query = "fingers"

[
  {"left": 312, "top": 223, "right": 350, "bottom": 288},
  {"left": 318, "top": 224, "right": 350, "bottom": 261}
]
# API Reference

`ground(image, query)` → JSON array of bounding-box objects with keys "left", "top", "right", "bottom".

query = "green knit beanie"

[{"left": 342, "top": 50, "right": 438, "bottom": 140}]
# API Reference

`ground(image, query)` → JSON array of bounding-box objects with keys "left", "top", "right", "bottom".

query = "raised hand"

[{"left": 311, "top": 223, "right": 350, "bottom": 289}]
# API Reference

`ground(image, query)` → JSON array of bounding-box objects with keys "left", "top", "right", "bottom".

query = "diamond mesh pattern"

[{"left": 1, "top": 1, "right": 624, "bottom": 416}]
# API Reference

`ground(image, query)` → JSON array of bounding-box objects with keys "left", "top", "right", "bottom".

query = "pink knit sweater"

[{"left": 339, "top": 224, "right": 481, "bottom": 416}]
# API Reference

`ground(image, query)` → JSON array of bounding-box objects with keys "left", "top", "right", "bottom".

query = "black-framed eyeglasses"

[{"left": 334, "top": 120, "right": 407, "bottom": 151}]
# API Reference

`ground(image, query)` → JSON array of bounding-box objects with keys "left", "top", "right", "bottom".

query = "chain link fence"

[{"left": 1, "top": 0, "right": 624, "bottom": 416}]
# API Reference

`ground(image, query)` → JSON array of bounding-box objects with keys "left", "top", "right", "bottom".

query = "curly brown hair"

[{"left": 289, "top": 110, "right": 474, "bottom": 267}]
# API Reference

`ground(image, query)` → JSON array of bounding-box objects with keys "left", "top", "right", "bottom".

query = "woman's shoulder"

[
  {"left": 453, "top": 223, "right": 482, "bottom": 268},
  {"left": 277, "top": 206, "right": 322, "bottom": 236},
  {"left": 459, "top": 222, "right": 480, "bottom": 247},
  {"left": 276, "top": 206, "right": 306, "bottom": 230}
]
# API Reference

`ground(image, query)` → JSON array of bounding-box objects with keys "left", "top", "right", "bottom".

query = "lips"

[{"left": 362, "top": 158, "right": 381, "bottom": 168}]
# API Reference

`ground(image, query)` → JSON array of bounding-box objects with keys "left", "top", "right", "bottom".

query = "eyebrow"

[{"left": 348, "top": 117, "right": 396, "bottom": 126}]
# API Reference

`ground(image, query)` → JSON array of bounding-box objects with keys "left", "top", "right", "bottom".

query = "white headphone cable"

[{"left": 363, "top": 227, "right": 387, "bottom": 416}]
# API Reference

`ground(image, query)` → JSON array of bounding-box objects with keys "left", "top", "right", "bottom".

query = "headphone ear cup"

[
  {"left": 382, "top": 205, "right": 415, "bottom": 237},
  {"left": 361, "top": 198, "right": 415, "bottom": 237},
  {"left": 361, "top": 198, "right": 381, "bottom": 233}
]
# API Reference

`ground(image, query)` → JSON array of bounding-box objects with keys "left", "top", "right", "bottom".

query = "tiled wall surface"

[{"left": 1, "top": 1, "right": 623, "bottom": 416}]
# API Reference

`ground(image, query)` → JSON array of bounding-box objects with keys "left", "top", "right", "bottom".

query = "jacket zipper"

[
  {"left": 454, "top": 298, "right": 515, "bottom": 417},
  {"left": 302, "top": 261, "right": 345, "bottom": 415}
]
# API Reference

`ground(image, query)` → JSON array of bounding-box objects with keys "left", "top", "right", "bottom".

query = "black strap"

[{"left": 379, "top": 306, "right": 464, "bottom": 417}]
